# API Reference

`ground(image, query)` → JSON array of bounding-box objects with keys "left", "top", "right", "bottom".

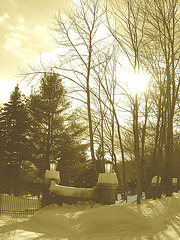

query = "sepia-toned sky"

[{"left": 0, "top": 0, "right": 72, "bottom": 105}]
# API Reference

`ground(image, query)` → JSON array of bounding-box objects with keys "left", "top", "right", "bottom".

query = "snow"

[
  {"left": 45, "top": 170, "right": 60, "bottom": 182},
  {"left": 1, "top": 192, "right": 180, "bottom": 239},
  {"left": 49, "top": 173, "right": 118, "bottom": 198},
  {"left": 48, "top": 173, "right": 118, "bottom": 199},
  {"left": 151, "top": 176, "right": 161, "bottom": 186},
  {"left": 49, "top": 180, "right": 95, "bottom": 198},
  {"left": 97, "top": 173, "right": 118, "bottom": 185}
]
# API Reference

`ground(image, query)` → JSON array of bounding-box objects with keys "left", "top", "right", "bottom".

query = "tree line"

[
  {"left": 0, "top": 73, "right": 97, "bottom": 195},
  {"left": 3, "top": 0, "right": 180, "bottom": 203}
]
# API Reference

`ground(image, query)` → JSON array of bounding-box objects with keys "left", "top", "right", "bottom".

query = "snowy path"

[{"left": 1, "top": 193, "right": 180, "bottom": 239}]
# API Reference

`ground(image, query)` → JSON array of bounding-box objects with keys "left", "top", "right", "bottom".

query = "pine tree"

[
  {"left": 95, "top": 144, "right": 105, "bottom": 173},
  {"left": 0, "top": 84, "right": 30, "bottom": 194},
  {"left": 27, "top": 72, "right": 67, "bottom": 177},
  {"left": 0, "top": 107, "right": 5, "bottom": 166},
  {"left": 27, "top": 72, "right": 88, "bottom": 180}
]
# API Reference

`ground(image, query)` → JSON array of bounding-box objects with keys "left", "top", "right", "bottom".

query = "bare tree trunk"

[
  {"left": 114, "top": 111, "right": 126, "bottom": 192},
  {"left": 107, "top": 0, "right": 146, "bottom": 203},
  {"left": 46, "top": 108, "right": 51, "bottom": 170},
  {"left": 99, "top": 78, "right": 105, "bottom": 163},
  {"left": 152, "top": 96, "right": 162, "bottom": 177},
  {"left": 86, "top": 32, "right": 97, "bottom": 174},
  {"left": 141, "top": 94, "right": 148, "bottom": 197},
  {"left": 133, "top": 93, "right": 141, "bottom": 204}
]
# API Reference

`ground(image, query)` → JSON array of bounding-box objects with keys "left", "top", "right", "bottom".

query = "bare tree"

[
  {"left": 50, "top": 0, "right": 110, "bottom": 175},
  {"left": 107, "top": 0, "right": 147, "bottom": 203},
  {"left": 141, "top": 0, "right": 180, "bottom": 196},
  {"left": 92, "top": 46, "right": 127, "bottom": 192}
]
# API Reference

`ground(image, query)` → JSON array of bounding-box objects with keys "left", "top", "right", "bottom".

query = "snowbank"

[
  {"left": 32, "top": 192, "right": 180, "bottom": 239},
  {"left": 1, "top": 193, "right": 180, "bottom": 239}
]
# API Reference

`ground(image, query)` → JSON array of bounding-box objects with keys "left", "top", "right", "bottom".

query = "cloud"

[
  {"left": 34, "top": 25, "right": 46, "bottom": 31},
  {"left": 0, "top": 0, "right": 72, "bottom": 103},
  {"left": 0, "top": 0, "right": 72, "bottom": 61},
  {"left": 3, "top": 23, "right": 52, "bottom": 59},
  {"left": 0, "top": 9, "right": 55, "bottom": 72},
  {"left": 0, "top": 12, "right": 9, "bottom": 23},
  {"left": 4, "top": 32, "right": 22, "bottom": 49}
]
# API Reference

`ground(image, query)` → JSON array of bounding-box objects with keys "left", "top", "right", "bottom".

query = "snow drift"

[{"left": 32, "top": 192, "right": 180, "bottom": 239}]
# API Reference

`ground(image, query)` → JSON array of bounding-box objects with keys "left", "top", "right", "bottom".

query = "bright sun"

[
  {"left": 121, "top": 70, "right": 150, "bottom": 95},
  {"left": 127, "top": 71, "right": 150, "bottom": 94}
]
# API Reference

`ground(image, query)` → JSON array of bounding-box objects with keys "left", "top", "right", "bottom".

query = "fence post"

[
  {"left": 44, "top": 169, "right": 60, "bottom": 206},
  {"left": 172, "top": 178, "right": 178, "bottom": 193},
  {"left": 42, "top": 179, "right": 51, "bottom": 207},
  {"left": 151, "top": 176, "right": 161, "bottom": 200},
  {"left": 96, "top": 173, "right": 118, "bottom": 205}
]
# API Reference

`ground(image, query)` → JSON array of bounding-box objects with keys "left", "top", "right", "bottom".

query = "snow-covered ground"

[{"left": 1, "top": 192, "right": 180, "bottom": 239}]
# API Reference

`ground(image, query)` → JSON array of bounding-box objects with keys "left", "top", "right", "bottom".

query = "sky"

[
  {"left": 0, "top": 0, "right": 150, "bottom": 108},
  {"left": 0, "top": 0, "right": 72, "bottom": 106}
]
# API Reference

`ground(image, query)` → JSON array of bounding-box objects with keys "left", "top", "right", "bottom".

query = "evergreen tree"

[
  {"left": 27, "top": 72, "right": 88, "bottom": 181},
  {"left": 27, "top": 72, "right": 67, "bottom": 177},
  {"left": 95, "top": 144, "right": 105, "bottom": 173},
  {"left": 58, "top": 110, "right": 89, "bottom": 185},
  {"left": 0, "top": 107, "right": 5, "bottom": 166},
  {"left": 0, "top": 85, "right": 30, "bottom": 194}
]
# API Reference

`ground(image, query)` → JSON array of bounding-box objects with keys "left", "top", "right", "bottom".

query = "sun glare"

[{"left": 125, "top": 71, "right": 150, "bottom": 95}]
